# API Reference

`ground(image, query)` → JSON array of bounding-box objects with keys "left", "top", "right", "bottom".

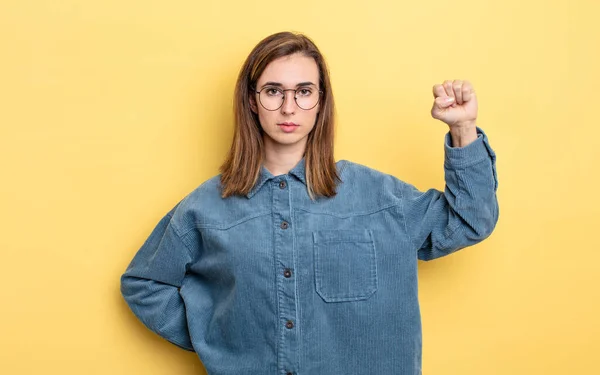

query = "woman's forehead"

[{"left": 257, "top": 53, "right": 319, "bottom": 87}]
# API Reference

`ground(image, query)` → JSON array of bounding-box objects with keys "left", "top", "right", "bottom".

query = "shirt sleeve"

[
  {"left": 401, "top": 126, "right": 499, "bottom": 261},
  {"left": 120, "top": 203, "right": 195, "bottom": 351}
]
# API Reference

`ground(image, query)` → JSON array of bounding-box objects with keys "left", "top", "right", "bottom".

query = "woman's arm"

[
  {"left": 120, "top": 204, "right": 195, "bottom": 351},
  {"left": 401, "top": 127, "right": 499, "bottom": 260},
  {"left": 400, "top": 80, "right": 498, "bottom": 260}
]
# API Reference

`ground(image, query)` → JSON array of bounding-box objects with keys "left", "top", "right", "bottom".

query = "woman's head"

[
  {"left": 251, "top": 52, "right": 320, "bottom": 152},
  {"left": 220, "top": 31, "right": 339, "bottom": 199}
]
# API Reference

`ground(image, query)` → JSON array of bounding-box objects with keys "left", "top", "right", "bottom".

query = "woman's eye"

[
  {"left": 266, "top": 88, "right": 281, "bottom": 96},
  {"left": 298, "top": 88, "right": 312, "bottom": 96}
]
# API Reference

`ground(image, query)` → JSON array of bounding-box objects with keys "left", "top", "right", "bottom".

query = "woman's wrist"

[{"left": 449, "top": 123, "right": 478, "bottom": 147}]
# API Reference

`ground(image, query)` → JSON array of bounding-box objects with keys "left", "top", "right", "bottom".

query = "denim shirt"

[{"left": 121, "top": 127, "right": 498, "bottom": 375}]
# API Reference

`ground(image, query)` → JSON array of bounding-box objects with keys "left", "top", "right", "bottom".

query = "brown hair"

[{"left": 219, "top": 31, "right": 339, "bottom": 199}]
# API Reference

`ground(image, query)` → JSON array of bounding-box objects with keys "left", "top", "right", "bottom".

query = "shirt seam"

[
  {"left": 397, "top": 187, "right": 417, "bottom": 252},
  {"left": 295, "top": 203, "right": 398, "bottom": 218},
  {"left": 169, "top": 215, "right": 195, "bottom": 259},
  {"left": 189, "top": 212, "right": 272, "bottom": 231},
  {"left": 444, "top": 154, "right": 489, "bottom": 170}
]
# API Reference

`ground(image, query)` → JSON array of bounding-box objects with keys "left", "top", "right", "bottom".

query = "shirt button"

[
  {"left": 279, "top": 180, "right": 287, "bottom": 189},
  {"left": 285, "top": 320, "right": 294, "bottom": 329},
  {"left": 280, "top": 221, "right": 289, "bottom": 230},
  {"left": 283, "top": 268, "right": 292, "bottom": 278}
]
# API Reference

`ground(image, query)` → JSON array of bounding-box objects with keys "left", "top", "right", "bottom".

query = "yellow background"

[{"left": 1, "top": 0, "right": 598, "bottom": 374}]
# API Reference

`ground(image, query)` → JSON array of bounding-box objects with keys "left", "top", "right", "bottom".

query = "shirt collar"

[
  {"left": 289, "top": 157, "right": 307, "bottom": 185},
  {"left": 246, "top": 157, "right": 306, "bottom": 199}
]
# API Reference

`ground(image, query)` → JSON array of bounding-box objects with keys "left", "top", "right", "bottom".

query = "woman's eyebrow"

[{"left": 262, "top": 81, "right": 317, "bottom": 88}]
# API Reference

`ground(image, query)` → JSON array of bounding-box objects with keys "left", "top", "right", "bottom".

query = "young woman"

[{"left": 121, "top": 31, "right": 499, "bottom": 375}]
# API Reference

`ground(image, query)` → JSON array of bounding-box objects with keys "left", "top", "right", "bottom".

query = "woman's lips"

[{"left": 278, "top": 123, "right": 299, "bottom": 133}]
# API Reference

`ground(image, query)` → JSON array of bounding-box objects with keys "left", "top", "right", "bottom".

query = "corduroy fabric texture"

[{"left": 121, "top": 127, "right": 499, "bottom": 375}]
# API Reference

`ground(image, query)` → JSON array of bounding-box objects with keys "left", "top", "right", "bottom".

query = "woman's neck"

[{"left": 262, "top": 137, "right": 306, "bottom": 176}]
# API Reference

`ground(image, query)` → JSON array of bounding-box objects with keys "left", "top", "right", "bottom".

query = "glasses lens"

[
  {"left": 295, "top": 87, "right": 319, "bottom": 110},
  {"left": 259, "top": 88, "right": 284, "bottom": 111}
]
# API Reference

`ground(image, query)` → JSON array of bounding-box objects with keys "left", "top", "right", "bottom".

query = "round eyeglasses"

[{"left": 255, "top": 86, "right": 322, "bottom": 111}]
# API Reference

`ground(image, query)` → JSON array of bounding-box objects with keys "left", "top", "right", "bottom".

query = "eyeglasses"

[{"left": 255, "top": 86, "right": 322, "bottom": 111}]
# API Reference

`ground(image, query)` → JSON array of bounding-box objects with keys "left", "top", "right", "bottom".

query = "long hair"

[{"left": 219, "top": 31, "right": 339, "bottom": 199}]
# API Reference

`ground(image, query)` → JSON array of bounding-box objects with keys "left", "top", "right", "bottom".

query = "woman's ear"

[{"left": 249, "top": 94, "right": 258, "bottom": 114}]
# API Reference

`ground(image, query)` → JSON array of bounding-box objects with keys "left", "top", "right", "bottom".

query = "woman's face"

[{"left": 251, "top": 53, "right": 320, "bottom": 153}]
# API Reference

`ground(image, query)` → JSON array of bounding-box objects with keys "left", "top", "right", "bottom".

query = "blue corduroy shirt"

[{"left": 121, "top": 127, "right": 499, "bottom": 375}]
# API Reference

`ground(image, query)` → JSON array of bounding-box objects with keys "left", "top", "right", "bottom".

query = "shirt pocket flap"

[{"left": 313, "top": 229, "right": 378, "bottom": 303}]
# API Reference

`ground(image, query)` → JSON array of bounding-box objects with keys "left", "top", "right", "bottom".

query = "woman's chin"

[{"left": 263, "top": 132, "right": 308, "bottom": 148}]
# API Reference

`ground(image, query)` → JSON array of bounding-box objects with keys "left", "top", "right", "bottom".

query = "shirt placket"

[{"left": 272, "top": 176, "right": 299, "bottom": 375}]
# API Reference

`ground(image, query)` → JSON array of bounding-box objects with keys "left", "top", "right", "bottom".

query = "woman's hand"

[{"left": 431, "top": 80, "right": 478, "bottom": 147}]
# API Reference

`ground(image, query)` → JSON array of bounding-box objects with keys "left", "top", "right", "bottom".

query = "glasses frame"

[{"left": 254, "top": 87, "right": 323, "bottom": 111}]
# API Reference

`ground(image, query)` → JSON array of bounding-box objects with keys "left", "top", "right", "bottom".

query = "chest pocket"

[{"left": 313, "top": 229, "right": 378, "bottom": 303}]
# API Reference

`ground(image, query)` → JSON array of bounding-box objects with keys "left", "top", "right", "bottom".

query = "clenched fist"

[{"left": 431, "top": 80, "right": 478, "bottom": 129}]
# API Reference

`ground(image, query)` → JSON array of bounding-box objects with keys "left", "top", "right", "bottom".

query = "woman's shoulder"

[
  {"left": 334, "top": 159, "right": 411, "bottom": 202},
  {"left": 336, "top": 159, "right": 404, "bottom": 185},
  {"left": 169, "top": 174, "right": 251, "bottom": 231},
  {"left": 179, "top": 174, "right": 225, "bottom": 207}
]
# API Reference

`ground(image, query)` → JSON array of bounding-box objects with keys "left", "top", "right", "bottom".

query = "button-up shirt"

[{"left": 121, "top": 127, "right": 499, "bottom": 375}]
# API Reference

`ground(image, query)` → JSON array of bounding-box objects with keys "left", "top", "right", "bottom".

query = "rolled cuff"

[{"left": 444, "top": 126, "right": 497, "bottom": 170}]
